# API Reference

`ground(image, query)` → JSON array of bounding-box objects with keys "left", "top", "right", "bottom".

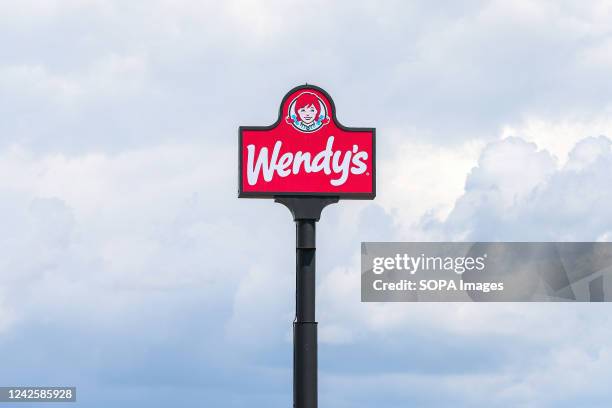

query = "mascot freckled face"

[{"left": 295, "top": 93, "right": 320, "bottom": 125}]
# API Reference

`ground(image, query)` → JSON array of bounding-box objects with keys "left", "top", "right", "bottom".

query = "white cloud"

[
  {"left": 378, "top": 133, "right": 484, "bottom": 231},
  {"left": 431, "top": 135, "right": 612, "bottom": 240},
  {"left": 501, "top": 111, "right": 612, "bottom": 163}
]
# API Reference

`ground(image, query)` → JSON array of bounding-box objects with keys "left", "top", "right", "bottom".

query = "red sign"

[{"left": 239, "top": 85, "right": 376, "bottom": 199}]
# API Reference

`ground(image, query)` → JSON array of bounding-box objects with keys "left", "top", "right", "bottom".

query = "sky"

[{"left": 1, "top": 0, "right": 612, "bottom": 407}]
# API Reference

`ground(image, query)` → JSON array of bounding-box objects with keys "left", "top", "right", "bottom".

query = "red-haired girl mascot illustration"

[{"left": 286, "top": 92, "right": 330, "bottom": 132}]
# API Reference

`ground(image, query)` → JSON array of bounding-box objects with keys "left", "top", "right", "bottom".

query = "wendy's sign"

[{"left": 238, "top": 85, "right": 376, "bottom": 198}]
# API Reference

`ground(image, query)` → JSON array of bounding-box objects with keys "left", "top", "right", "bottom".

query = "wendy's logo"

[
  {"left": 285, "top": 91, "right": 330, "bottom": 133},
  {"left": 239, "top": 84, "right": 375, "bottom": 198}
]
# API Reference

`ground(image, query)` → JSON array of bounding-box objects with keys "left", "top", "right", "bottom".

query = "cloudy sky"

[{"left": 2, "top": 1, "right": 612, "bottom": 407}]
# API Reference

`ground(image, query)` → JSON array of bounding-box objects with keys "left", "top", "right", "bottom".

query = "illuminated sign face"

[{"left": 238, "top": 85, "right": 375, "bottom": 199}]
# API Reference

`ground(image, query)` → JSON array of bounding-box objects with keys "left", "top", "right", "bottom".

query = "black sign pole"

[{"left": 275, "top": 196, "right": 339, "bottom": 408}]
